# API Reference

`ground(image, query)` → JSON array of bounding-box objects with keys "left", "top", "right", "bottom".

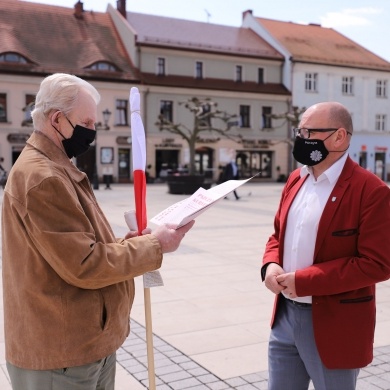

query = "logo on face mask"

[
  {"left": 310, "top": 150, "right": 324, "bottom": 163},
  {"left": 292, "top": 137, "right": 329, "bottom": 166}
]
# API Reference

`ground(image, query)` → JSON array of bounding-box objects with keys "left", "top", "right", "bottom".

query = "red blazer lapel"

[{"left": 314, "top": 157, "right": 355, "bottom": 261}]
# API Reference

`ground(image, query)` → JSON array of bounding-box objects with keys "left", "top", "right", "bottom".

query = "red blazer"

[{"left": 263, "top": 157, "right": 390, "bottom": 369}]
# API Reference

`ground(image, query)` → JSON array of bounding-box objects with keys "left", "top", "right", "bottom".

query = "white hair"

[{"left": 31, "top": 73, "right": 101, "bottom": 128}]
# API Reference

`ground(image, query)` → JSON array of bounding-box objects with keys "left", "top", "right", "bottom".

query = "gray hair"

[{"left": 31, "top": 73, "right": 100, "bottom": 128}]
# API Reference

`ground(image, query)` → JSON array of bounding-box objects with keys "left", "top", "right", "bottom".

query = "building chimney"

[
  {"left": 74, "top": 1, "right": 84, "bottom": 20},
  {"left": 242, "top": 9, "right": 253, "bottom": 20},
  {"left": 117, "top": 0, "right": 126, "bottom": 18}
]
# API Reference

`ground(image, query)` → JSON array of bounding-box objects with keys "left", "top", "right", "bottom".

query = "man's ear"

[
  {"left": 50, "top": 111, "right": 61, "bottom": 127},
  {"left": 336, "top": 128, "right": 348, "bottom": 146}
]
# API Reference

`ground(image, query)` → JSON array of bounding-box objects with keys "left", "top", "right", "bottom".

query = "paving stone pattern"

[{"left": 118, "top": 319, "right": 390, "bottom": 390}]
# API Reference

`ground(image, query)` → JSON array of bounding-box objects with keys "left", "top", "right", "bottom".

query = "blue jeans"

[
  {"left": 7, "top": 352, "right": 116, "bottom": 390},
  {"left": 268, "top": 296, "right": 359, "bottom": 390}
]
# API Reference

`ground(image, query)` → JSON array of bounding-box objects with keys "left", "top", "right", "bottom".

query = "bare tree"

[
  {"left": 156, "top": 97, "right": 239, "bottom": 175},
  {"left": 269, "top": 105, "right": 306, "bottom": 138},
  {"left": 268, "top": 102, "right": 306, "bottom": 175}
]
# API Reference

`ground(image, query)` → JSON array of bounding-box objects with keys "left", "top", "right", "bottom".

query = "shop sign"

[
  {"left": 7, "top": 133, "right": 31, "bottom": 143},
  {"left": 116, "top": 136, "right": 132, "bottom": 145},
  {"left": 155, "top": 138, "right": 182, "bottom": 148},
  {"left": 197, "top": 137, "right": 220, "bottom": 143},
  {"left": 241, "top": 139, "right": 271, "bottom": 149}
]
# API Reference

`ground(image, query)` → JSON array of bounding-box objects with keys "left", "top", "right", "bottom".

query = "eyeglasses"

[{"left": 292, "top": 128, "right": 339, "bottom": 139}]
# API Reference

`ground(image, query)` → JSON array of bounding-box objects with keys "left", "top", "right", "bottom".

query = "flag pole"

[
  {"left": 144, "top": 287, "right": 156, "bottom": 389},
  {"left": 124, "top": 210, "right": 157, "bottom": 390}
]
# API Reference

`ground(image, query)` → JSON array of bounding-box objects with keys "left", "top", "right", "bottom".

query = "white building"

[{"left": 243, "top": 11, "right": 390, "bottom": 180}]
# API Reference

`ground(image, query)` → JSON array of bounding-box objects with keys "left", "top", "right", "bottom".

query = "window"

[
  {"left": 88, "top": 62, "right": 117, "bottom": 71},
  {"left": 258, "top": 68, "right": 264, "bottom": 84},
  {"left": 375, "top": 114, "right": 386, "bottom": 131},
  {"left": 342, "top": 76, "right": 354, "bottom": 95},
  {"left": 236, "top": 65, "right": 242, "bottom": 82},
  {"left": 376, "top": 80, "right": 387, "bottom": 98},
  {"left": 157, "top": 57, "right": 165, "bottom": 76},
  {"left": 195, "top": 61, "right": 203, "bottom": 79},
  {"left": 0, "top": 52, "right": 28, "bottom": 64},
  {"left": 262, "top": 107, "right": 272, "bottom": 129},
  {"left": 199, "top": 103, "right": 211, "bottom": 127},
  {"left": 160, "top": 100, "right": 173, "bottom": 122},
  {"left": 115, "top": 99, "right": 128, "bottom": 126},
  {"left": 0, "top": 94, "right": 7, "bottom": 122},
  {"left": 305, "top": 73, "right": 318, "bottom": 92},
  {"left": 22, "top": 94, "right": 35, "bottom": 125},
  {"left": 239, "top": 105, "right": 250, "bottom": 128}
]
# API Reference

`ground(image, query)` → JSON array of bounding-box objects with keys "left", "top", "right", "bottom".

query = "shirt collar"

[{"left": 300, "top": 152, "right": 348, "bottom": 185}]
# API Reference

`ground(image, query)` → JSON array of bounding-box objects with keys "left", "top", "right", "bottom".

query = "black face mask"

[
  {"left": 54, "top": 116, "right": 96, "bottom": 158},
  {"left": 292, "top": 134, "right": 332, "bottom": 166}
]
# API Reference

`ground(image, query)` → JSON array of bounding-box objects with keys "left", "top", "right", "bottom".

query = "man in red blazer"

[{"left": 262, "top": 101, "right": 390, "bottom": 390}]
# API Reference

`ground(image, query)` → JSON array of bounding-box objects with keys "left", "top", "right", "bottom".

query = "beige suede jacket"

[{"left": 1, "top": 131, "right": 162, "bottom": 370}]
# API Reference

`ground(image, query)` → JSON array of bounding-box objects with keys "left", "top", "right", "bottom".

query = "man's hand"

[
  {"left": 276, "top": 272, "right": 297, "bottom": 298},
  {"left": 152, "top": 220, "right": 195, "bottom": 253},
  {"left": 264, "top": 263, "right": 286, "bottom": 295},
  {"left": 124, "top": 228, "right": 152, "bottom": 239}
]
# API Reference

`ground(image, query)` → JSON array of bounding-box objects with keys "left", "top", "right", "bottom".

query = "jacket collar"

[
  {"left": 314, "top": 156, "right": 356, "bottom": 259},
  {"left": 27, "top": 130, "right": 87, "bottom": 182}
]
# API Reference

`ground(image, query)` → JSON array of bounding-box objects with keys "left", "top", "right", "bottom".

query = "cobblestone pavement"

[{"left": 117, "top": 319, "right": 390, "bottom": 390}]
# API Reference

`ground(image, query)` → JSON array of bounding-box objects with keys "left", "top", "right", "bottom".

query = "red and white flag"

[
  {"left": 129, "top": 87, "right": 163, "bottom": 289},
  {"left": 130, "top": 87, "right": 147, "bottom": 235}
]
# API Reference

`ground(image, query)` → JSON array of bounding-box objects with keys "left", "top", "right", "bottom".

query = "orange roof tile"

[
  {"left": 0, "top": 0, "right": 139, "bottom": 81},
  {"left": 257, "top": 17, "right": 390, "bottom": 71}
]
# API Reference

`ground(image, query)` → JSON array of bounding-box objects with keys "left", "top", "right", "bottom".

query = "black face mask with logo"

[
  {"left": 292, "top": 136, "right": 330, "bottom": 166},
  {"left": 53, "top": 116, "right": 96, "bottom": 158}
]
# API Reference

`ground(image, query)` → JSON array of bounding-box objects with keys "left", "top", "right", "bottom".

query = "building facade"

[
  {"left": 109, "top": 4, "right": 291, "bottom": 181},
  {"left": 242, "top": 11, "right": 390, "bottom": 180},
  {"left": 2, "top": 0, "right": 389, "bottom": 183},
  {"left": 0, "top": 0, "right": 139, "bottom": 184}
]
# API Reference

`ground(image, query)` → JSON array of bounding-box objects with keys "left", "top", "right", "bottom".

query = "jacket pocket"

[
  {"left": 332, "top": 228, "right": 358, "bottom": 237},
  {"left": 99, "top": 291, "right": 108, "bottom": 331},
  {"left": 340, "top": 296, "right": 373, "bottom": 304}
]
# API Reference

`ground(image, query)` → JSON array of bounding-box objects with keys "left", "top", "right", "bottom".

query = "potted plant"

[{"left": 156, "top": 97, "right": 239, "bottom": 194}]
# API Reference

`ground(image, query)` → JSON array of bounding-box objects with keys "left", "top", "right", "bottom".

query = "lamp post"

[{"left": 93, "top": 109, "right": 112, "bottom": 190}]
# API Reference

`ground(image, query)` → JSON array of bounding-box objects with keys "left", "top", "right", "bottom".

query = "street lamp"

[
  {"left": 96, "top": 108, "right": 112, "bottom": 131},
  {"left": 93, "top": 109, "right": 112, "bottom": 189}
]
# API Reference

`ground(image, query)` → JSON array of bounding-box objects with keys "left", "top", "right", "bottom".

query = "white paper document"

[{"left": 150, "top": 176, "right": 256, "bottom": 228}]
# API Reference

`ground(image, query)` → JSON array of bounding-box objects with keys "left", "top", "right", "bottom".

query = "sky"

[{"left": 22, "top": 0, "right": 390, "bottom": 62}]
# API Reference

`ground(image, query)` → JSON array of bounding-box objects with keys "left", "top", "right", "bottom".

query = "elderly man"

[
  {"left": 2, "top": 73, "right": 194, "bottom": 390},
  {"left": 262, "top": 101, "right": 390, "bottom": 390}
]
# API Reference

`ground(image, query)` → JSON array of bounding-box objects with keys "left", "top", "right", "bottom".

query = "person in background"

[
  {"left": 222, "top": 154, "right": 240, "bottom": 200},
  {"left": 262, "top": 101, "right": 390, "bottom": 390},
  {"left": 1, "top": 73, "right": 194, "bottom": 390}
]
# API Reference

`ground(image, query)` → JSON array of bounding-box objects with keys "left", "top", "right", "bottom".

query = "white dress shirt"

[{"left": 282, "top": 153, "right": 348, "bottom": 303}]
